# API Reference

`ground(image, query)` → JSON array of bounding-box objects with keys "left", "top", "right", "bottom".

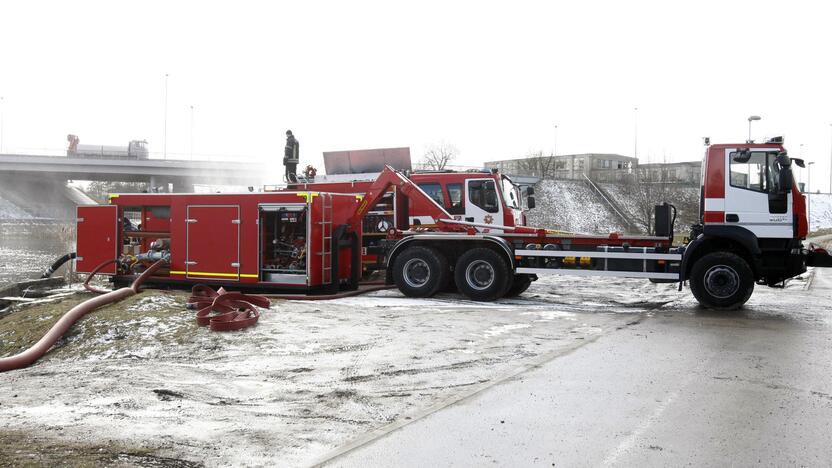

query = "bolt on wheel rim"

[
  {"left": 703, "top": 265, "right": 740, "bottom": 299},
  {"left": 466, "top": 260, "right": 495, "bottom": 290},
  {"left": 403, "top": 258, "right": 431, "bottom": 288}
]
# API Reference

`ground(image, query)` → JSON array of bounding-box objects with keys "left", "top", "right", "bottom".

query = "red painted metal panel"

[
  {"left": 704, "top": 146, "right": 725, "bottom": 199},
  {"left": 76, "top": 205, "right": 119, "bottom": 274},
  {"left": 186, "top": 205, "right": 240, "bottom": 281},
  {"left": 703, "top": 211, "right": 725, "bottom": 223}
]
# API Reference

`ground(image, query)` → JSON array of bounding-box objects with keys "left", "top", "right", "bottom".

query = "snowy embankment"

[
  {"left": 526, "top": 180, "right": 625, "bottom": 234},
  {"left": 530, "top": 179, "right": 832, "bottom": 234},
  {"left": 808, "top": 193, "right": 832, "bottom": 232}
]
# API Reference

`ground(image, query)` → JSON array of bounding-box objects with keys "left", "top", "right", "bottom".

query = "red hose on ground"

[{"left": 0, "top": 258, "right": 168, "bottom": 373}]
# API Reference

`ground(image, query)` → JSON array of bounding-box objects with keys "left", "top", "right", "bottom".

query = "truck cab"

[
  {"left": 409, "top": 171, "right": 528, "bottom": 232},
  {"left": 683, "top": 137, "right": 812, "bottom": 305}
]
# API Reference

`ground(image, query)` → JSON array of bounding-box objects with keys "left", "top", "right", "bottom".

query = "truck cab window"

[
  {"left": 730, "top": 152, "right": 770, "bottom": 193},
  {"left": 417, "top": 183, "right": 445, "bottom": 207},
  {"left": 446, "top": 183, "right": 464, "bottom": 215},
  {"left": 468, "top": 180, "right": 499, "bottom": 213}
]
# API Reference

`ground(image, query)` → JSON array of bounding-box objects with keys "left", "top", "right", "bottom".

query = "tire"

[
  {"left": 392, "top": 246, "right": 449, "bottom": 297},
  {"left": 454, "top": 248, "right": 512, "bottom": 301},
  {"left": 505, "top": 274, "right": 534, "bottom": 297},
  {"left": 689, "top": 252, "right": 754, "bottom": 310}
]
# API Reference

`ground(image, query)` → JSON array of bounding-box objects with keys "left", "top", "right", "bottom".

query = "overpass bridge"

[{"left": 0, "top": 153, "right": 273, "bottom": 192}]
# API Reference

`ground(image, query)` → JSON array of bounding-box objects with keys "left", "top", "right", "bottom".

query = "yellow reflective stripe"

[{"left": 170, "top": 270, "right": 258, "bottom": 278}]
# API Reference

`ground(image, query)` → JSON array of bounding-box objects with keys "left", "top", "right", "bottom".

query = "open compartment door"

[{"left": 76, "top": 205, "right": 119, "bottom": 274}]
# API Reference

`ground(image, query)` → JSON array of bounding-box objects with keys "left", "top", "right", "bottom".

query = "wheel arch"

[{"left": 682, "top": 228, "right": 760, "bottom": 282}]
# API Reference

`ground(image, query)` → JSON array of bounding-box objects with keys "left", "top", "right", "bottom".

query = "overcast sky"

[{"left": 1, "top": 1, "right": 831, "bottom": 189}]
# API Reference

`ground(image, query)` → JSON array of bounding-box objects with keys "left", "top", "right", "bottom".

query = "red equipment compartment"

[
  {"left": 185, "top": 205, "right": 240, "bottom": 281},
  {"left": 88, "top": 191, "right": 362, "bottom": 293},
  {"left": 76, "top": 205, "right": 119, "bottom": 274}
]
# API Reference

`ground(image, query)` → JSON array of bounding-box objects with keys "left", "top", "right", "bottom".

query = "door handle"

[
  {"left": 465, "top": 217, "right": 475, "bottom": 222},
  {"left": 725, "top": 214, "right": 739, "bottom": 222}
]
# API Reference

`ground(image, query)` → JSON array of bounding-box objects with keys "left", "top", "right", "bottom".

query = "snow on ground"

[
  {"left": 527, "top": 179, "right": 625, "bottom": 233},
  {"left": 1, "top": 259, "right": 830, "bottom": 466},
  {"left": 0, "top": 276, "right": 683, "bottom": 467},
  {"left": 808, "top": 193, "right": 832, "bottom": 232}
]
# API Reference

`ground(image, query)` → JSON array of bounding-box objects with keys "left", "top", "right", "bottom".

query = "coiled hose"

[{"left": 0, "top": 258, "right": 167, "bottom": 373}]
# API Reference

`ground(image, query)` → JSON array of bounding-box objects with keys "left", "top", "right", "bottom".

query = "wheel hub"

[
  {"left": 703, "top": 265, "right": 740, "bottom": 299},
  {"left": 466, "top": 260, "right": 495, "bottom": 290},
  {"left": 403, "top": 258, "right": 431, "bottom": 288}
]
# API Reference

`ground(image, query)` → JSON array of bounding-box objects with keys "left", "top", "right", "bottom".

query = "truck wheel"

[
  {"left": 454, "top": 248, "right": 511, "bottom": 301},
  {"left": 689, "top": 252, "right": 754, "bottom": 310},
  {"left": 392, "top": 246, "right": 449, "bottom": 297},
  {"left": 505, "top": 274, "right": 534, "bottom": 297}
]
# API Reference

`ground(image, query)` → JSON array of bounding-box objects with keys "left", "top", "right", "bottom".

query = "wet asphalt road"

[{"left": 324, "top": 268, "right": 832, "bottom": 467}]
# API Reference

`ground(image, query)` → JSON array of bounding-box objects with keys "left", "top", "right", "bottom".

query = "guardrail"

[{"left": 581, "top": 174, "right": 636, "bottom": 231}]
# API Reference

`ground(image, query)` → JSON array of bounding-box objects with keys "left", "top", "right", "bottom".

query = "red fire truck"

[{"left": 75, "top": 137, "right": 832, "bottom": 309}]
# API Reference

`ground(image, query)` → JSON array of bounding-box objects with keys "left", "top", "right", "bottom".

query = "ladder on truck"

[{"left": 320, "top": 193, "right": 333, "bottom": 286}]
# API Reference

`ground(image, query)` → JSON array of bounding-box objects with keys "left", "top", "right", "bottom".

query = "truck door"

[
  {"left": 185, "top": 205, "right": 240, "bottom": 281},
  {"left": 724, "top": 149, "right": 792, "bottom": 238},
  {"left": 465, "top": 178, "right": 504, "bottom": 233},
  {"left": 76, "top": 205, "right": 119, "bottom": 274}
]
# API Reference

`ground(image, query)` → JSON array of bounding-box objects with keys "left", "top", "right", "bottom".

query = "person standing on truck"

[{"left": 284, "top": 130, "right": 299, "bottom": 183}]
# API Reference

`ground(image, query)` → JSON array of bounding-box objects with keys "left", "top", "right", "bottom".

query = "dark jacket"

[{"left": 284, "top": 135, "right": 299, "bottom": 164}]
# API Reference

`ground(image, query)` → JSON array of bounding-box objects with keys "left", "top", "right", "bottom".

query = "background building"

[{"left": 486, "top": 154, "right": 700, "bottom": 184}]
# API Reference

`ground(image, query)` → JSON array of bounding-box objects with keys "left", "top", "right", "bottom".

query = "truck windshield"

[{"left": 501, "top": 176, "right": 521, "bottom": 209}]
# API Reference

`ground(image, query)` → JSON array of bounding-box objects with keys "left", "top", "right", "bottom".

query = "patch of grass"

[{"left": 0, "top": 290, "right": 192, "bottom": 363}]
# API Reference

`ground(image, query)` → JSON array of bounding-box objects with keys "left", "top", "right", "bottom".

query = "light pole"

[
  {"left": 747, "top": 115, "right": 761, "bottom": 143},
  {"left": 190, "top": 105, "right": 194, "bottom": 159},
  {"left": 0, "top": 96, "right": 4, "bottom": 153},
  {"left": 553, "top": 124, "right": 558, "bottom": 156},
  {"left": 828, "top": 123, "right": 831, "bottom": 194},
  {"left": 163, "top": 73, "right": 169, "bottom": 159},
  {"left": 634, "top": 107, "right": 638, "bottom": 159},
  {"left": 808, "top": 161, "right": 816, "bottom": 227},
  {"left": 808, "top": 161, "right": 816, "bottom": 192},
  {"left": 799, "top": 143, "right": 805, "bottom": 190}
]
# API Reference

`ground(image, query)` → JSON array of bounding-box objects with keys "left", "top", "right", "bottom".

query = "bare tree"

[
  {"left": 618, "top": 167, "right": 699, "bottom": 235},
  {"left": 513, "top": 150, "right": 556, "bottom": 178},
  {"left": 420, "top": 142, "right": 459, "bottom": 170}
]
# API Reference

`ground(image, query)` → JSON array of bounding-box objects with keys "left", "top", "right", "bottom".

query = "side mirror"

[
  {"left": 526, "top": 186, "right": 535, "bottom": 196},
  {"left": 527, "top": 196, "right": 536, "bottom": 209},
  {"left": 732, "top": 148, "right": 752, "bottom": 163},
  {"left": 791, "top": 158, "right": 806, "bottom": 168},
  {"left": 778, "top": 168, "right": 794, "bottom": 193}
]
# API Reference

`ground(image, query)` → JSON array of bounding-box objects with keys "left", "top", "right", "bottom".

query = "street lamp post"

[
  {"left": 828, "top": 123, "right": 832, "bottom": 194},
  {"left": 799, "top": 143, "right": 805, "bottom": 190},
  {"left": 634, "top": 107, "right": 638, "bottom": 159},
  {"left": 553, "top": 124, "right": 558, "bottom": 157},
  {"left": 808, "top": 161, "right": 816, "bottom": 228},
  {"left": 164, "top": 73, "right": 169, "bottom": 159},
  {"left": 190, "top": 105, "right": 194, "bottom": 159},
  {"left": 0, "top": 96, "right": 4, "bottom": 153},
  {"left": 747, "top": 115, "right": 761, "bottom": 143}
]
